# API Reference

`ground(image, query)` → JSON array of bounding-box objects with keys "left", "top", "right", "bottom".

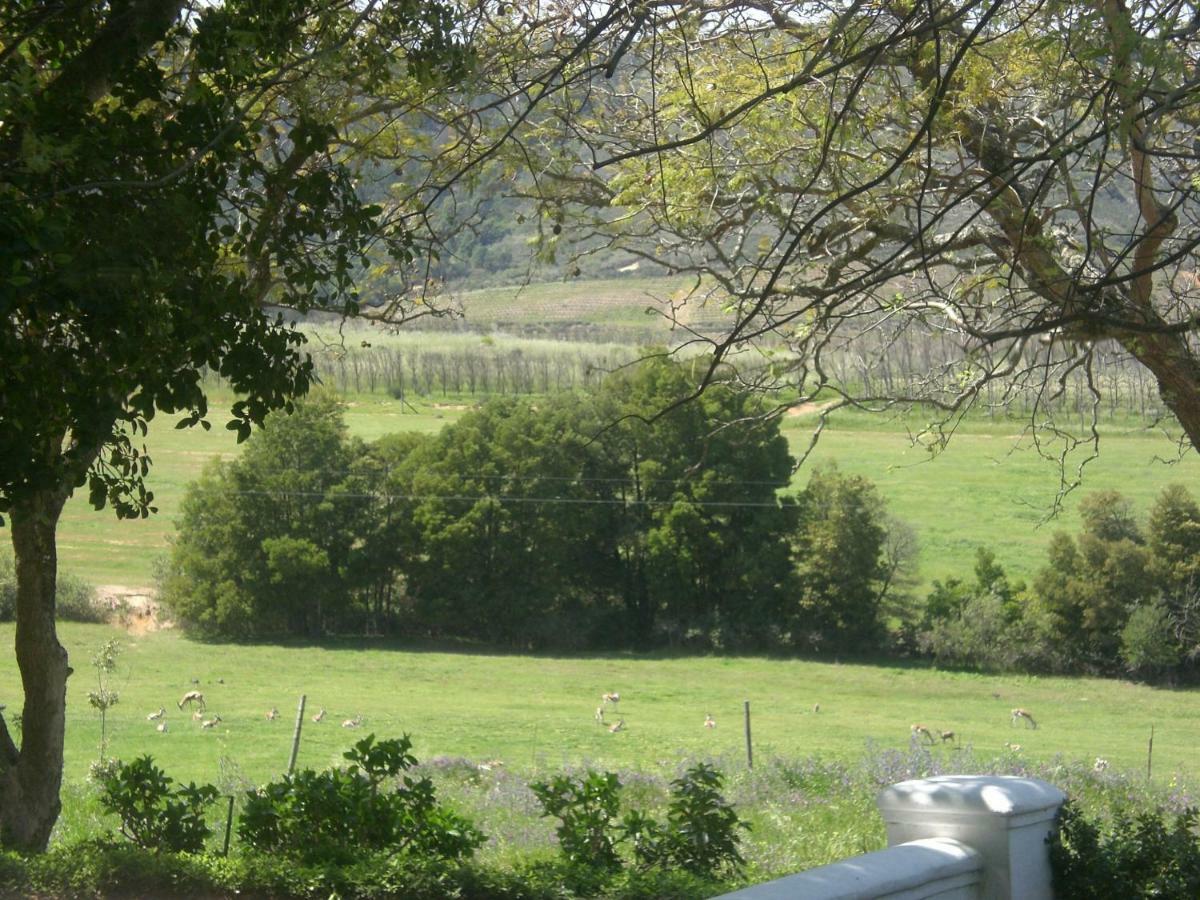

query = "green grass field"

[
  {"left": 5, "top": 623, "right": 1196, "bottom": 791},
  {"left": 448, "top": 277, "right": 694, "bottom": 329},
  {"left": 12, "top": 383, "right": 1198, "bottom": 590}
]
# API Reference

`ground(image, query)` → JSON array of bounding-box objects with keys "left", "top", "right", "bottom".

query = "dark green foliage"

[
  {"left": 533, "top": 764, "right": 747, "bottom": 879},
  {"left": 163, "top": 392, "right": 371, "bottom": 638},
  {"left": 0, "top": 842, "right": 727, "bottom": 899},
  {"left": 1050, "top": 801, "right": 1200, "bottom": 898},
  {"left": 97, "top": 756, "right": 219, "bottom": 853},
  {"left": 917, "top": 548, "right": 1045, "bottom": 671},
  {"left": 238, "top": 734, "right": 485, "bottom": 865},
  {"left": 625, "top": 764, "right": 747, "bottom": 877},
  {"left": 168, "top": 357, "right": 903, "bottom": 652},
  {"left": 532, "top": 771, "right": 625, "bottom": 870},
  {"left": 918, "top": 486, "right": 1200, "bottom": 679},
  {"left": 1148, "top": 485, "right": 1200, "bottom": 593},
  {"left": 0, "top": 0, "right": 473, "bottom": 850},
  {"left": 1121, "top": 599, "right": 1183, "bottom": 676},
  {"left": 789, "top": 465, "right": 889, "bottom": 652}
]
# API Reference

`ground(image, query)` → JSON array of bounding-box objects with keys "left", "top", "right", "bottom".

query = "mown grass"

[{"left": 4, "top": 623, "right": 1196, "bottom": 796}]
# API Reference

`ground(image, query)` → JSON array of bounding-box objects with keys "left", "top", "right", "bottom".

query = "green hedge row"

[{"left": 0, "top": 842, "right": 729, "bottom": 900}]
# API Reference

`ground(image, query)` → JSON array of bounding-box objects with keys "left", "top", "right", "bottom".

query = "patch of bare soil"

[
  {"left": 94, "top": 585, "right": 172, "bottom": 634},
  {"left": 786, "top": 400, "right": 840, "bottom": 417}
]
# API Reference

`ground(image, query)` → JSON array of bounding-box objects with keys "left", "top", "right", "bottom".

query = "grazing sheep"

[
  {"left": 147, "top": 707, "right": 165, "bottom": 721},
  {"left": 1010, "top": 708, "right": 1037, "bottom": 729},
  {"left": 177, "top": 690, "right": 205, "bottom": 712}
]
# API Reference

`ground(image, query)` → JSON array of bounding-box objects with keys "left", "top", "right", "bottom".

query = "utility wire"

[{"left": 191, "top": 488, "right": 790, "bottom": 508}]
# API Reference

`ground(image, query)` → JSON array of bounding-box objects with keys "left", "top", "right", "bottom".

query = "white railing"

[{"left": 719, "top": 775, "right": 1066, "bottom": 900}]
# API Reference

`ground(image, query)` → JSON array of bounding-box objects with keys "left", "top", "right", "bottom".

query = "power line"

[
  {"left": 224, "top": 468, "right": 794, "bottom": 488},
  {"left": 191, "top": 488, "right": 789, "bottom": 509}
]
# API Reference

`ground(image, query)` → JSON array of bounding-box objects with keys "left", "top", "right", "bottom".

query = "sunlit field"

[
  {"left": 17, "top": 383, "right": 1199, "bottom": 590},
  {"left": 5, "top": 623, "right": 1195, "bottom": 791}
]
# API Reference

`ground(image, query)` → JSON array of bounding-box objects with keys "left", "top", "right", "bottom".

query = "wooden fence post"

[
  {"left": 1147, "top": 724, "right": 1154, "bottom": 780},
  {"left": 744, "top": 700, "right": 753, "bottom": 769},
  {"left": 288, "top": 694, "right": 306, "bottom": 775}
]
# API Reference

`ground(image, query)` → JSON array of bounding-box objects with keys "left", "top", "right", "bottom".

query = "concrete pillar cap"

[{"left": 879, "top": 775, "right": 1065, "bottom": 821}]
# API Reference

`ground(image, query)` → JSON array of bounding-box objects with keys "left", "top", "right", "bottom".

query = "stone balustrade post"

[{"left": 876, "top": 775, "right": 1065, "bottom": 900}]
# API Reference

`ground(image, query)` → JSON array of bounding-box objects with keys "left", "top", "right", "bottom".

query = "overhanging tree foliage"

[
  {"left": 452, "top": 1, "right": 1200, "bottom": 487},
  {"left": 0, "top": 1, "right": 470, "bottom": 851}
]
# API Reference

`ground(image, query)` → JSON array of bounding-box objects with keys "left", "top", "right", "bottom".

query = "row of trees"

[
  {"left": 280, "top": 323, "right": 1175, "bottom": 427},
  {"left": 164, "top": 358, "right": 904, "bottom": 652},
  {"left": 305, "top": 341, "right": 636, "bottom": 400},
  {"left": 917, "top": 487, "right": 1200, "bottom": 680}
]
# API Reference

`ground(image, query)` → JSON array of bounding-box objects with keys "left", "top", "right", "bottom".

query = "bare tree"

[{"left": 450, "top": 1, "right": 1200, "bottom": 490}]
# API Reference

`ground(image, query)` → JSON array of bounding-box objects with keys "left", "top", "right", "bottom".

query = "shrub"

[
  {"left": 2, "top": 841, "right": 727, "bottom": 900},
  {"left": 0, "top": 551, "right": 102, "bottom": 623},
  {"left": 238, "top": 733, "right": 485, "bottom": 865},
  {"left": 57, "top": 571, "right": 107, "bottom": 623},
  {"left": 660, "top": 764, "right": 747, "bottom": 875},
  {"left": 533, "top": 764, "right": 748, "bottom": 879},
  {"left": 1121, "top": 598, "right": 1183, "bottom": 676},
  {"left": 531, "top": 770, "right": 624, "bottom": 870},
  {"left": 1050, "top": 800, "right": 1200, "bottom": 898},
  {"left": 97, "top": 755, "right": 220, "bottom": 852}
]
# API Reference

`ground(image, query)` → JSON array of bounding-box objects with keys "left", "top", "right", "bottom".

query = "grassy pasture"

[
  {"left": 4, "top": 623, "right": 1197, "bottom": 792},
  {"left": 448, "top": 276, "right": 694, "bottom": 329},
  {"left": 13, "top": 384, "right": 1199, "bottom": 590},
  {"left": 787, "top": 412, "right": 1200, "bottom": 586}
]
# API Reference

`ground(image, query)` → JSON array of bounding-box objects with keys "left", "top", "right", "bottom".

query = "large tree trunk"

[
  {"left": 1122, "top": 330, "right": 1200, "bottom": 453},
  {"left": 0, "top": 488, "right": 72, "bottom": 852}
]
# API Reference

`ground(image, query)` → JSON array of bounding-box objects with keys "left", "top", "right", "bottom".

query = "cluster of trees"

[
  {"left": 164, "top": 359, "right": 905, "bottom": 652},
  {"left": 916, "top": 488, "right": 1200, "bottom": 681}
]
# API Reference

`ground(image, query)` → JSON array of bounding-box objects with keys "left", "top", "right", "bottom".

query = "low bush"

[
  {"left": 1050, "top": 800, "right": 1200, "bottom": 898},
  {"left": 0, "top": 551, "right": 104, "bottom": 624},
  {"left": 532, "top": 764, "right": 748, "bottom": 879},
  {"left": 531, "top": 770, "right": 624, "bottom": 870},
  {"left": 0, "top": 844, "right": 729, "bottom": 899},
  {"left": 628, "top": 763, "right": 747, "bottom": 876},
  {"left": 97, "top": 755, "right": 220, "bottom": 852},
  {"left": 238, "top": 733, "right": 485, "bottom": 865}
]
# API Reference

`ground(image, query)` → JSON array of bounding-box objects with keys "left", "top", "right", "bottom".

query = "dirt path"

[{"left": 786, "top": 400, "right": 841, "bottom": 416}]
